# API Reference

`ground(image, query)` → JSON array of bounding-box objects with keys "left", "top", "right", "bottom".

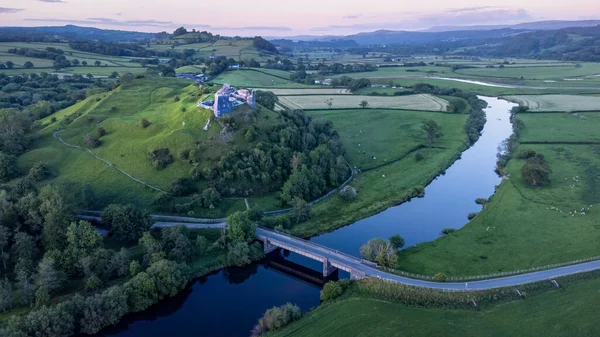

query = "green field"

[
  {"left": 272, "top": 277, "right": 600, "bottom": 337},
  {"left": 506, "top": 95, "right": 600, "bottom": 111},
  {"left": 517, "top": 113, "right": 600, "bottom": 142},
  {"left": 278, "top": 94, "right": 448, "bottom": 111},
  {"left": 17, "top": 77, "right": 274, "bottom": 215},
  {"left": 290, "top": 109, "right": 468, "bottom": 237},
  {"left": 257, "top": 88, "right": 351, "bottom": 95},
  {"left": 398, "top": 113, "right": 600, "bottom": 275},
  {"left": 454, "top": 63, "right": 600, "bottom": 80},
  {"left": 211, "top": 69, "right": 307, "bottom": 88}
]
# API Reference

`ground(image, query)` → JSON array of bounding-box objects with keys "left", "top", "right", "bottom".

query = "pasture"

[
  {"left": 210, "top": 69, "right": 307, "bottom": 88},
  {"left": 272, "top": 277, "right": 600, "bottom": 337},
  {"left": 506, "top": 95, "right": 600, "bottom": 111},
  {"left": 454, "top": 63, "right": 600, "bottom": 80},
  {"left": 517, "top": 113, "right": 600, "bottom": 143},
  {"left": 257, "top": 88, "right": 350, "bottom": 95},
  {"left": 277, "top": 94, "right": 448, "bottom": 111}
]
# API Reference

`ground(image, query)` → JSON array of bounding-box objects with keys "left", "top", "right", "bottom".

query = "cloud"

[
  {"left": 342, "top": 15, "right": 362, "bottom": 20},
  {"left": 445, "top": 6, "right": 494, "bottom": 13},
  {"left": 24, "top": 17, "right": 292, "bottom": 32},
  {"left": 37, "top": 0, "right": 67, "bottom": 3},
  {"left": 0, "top": 7, "right": 24, "bottom": 13}
]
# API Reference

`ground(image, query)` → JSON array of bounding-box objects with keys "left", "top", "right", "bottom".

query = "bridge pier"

[
  {"left": 323, "top": 258, "right": 338, "bottom": 277},
  {"left": 262, "top": 238, "right": 278, "bottom": 254},
  {"left": 350, "top": 269, "right": 366, "bottom": 280}
]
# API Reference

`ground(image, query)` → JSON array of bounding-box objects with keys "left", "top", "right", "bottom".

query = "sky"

[{"left": 0, "top": 0, "right": 599, "bottom": 37}]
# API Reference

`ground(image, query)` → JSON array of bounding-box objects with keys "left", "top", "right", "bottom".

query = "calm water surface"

[{"left": 101, "top": 97, "right": 514, "bottom": 337}]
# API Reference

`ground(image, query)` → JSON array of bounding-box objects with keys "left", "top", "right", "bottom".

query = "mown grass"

[
  {"left": 271, "top": 276, "right": 600, "bottom": 337},
  {"left": 278, "top": 94, "right": 448, "bottom": 111},
  {"left": 454, "top": 63, "right": 600, "bottom": 80},
  {"left": 210, "top": 69, "right": 309, "bottom": 88},
  {"left": 290, "top": 109, "right": 469, "bottom": 237}
]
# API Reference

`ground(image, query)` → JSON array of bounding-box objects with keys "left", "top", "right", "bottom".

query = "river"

[{"left": 99, "top": 97, "right": 515, "bottom": 337}]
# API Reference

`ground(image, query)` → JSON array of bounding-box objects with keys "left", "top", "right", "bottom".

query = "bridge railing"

[{"left": 260, "top": 228, "right": 376, "bottom": 267}]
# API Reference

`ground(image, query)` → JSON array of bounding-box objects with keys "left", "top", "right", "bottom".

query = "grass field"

[
  {"left": 517, "top": 113, "right": 600, "bottom": 143},
  {"left": 211, "top": 69, "right": 308, "bottom": 88},
  {"left": 454, "top": 63, "right": 600, "bottom": 80},
  {"left": 17, "top": 77, "right": 278, "bottom": 216},
  {"left": 506, "top": 95, "right": 600, "bottom": 111},
  {"left": 278, "top": 94, "right": 448, "bottom": 111},
  {"left": 397, "top": 115, "right": 600, "bottom": 275},
  {"left": 290, "top": 109, "right": 468, "bottom": 237},
  {"left": 257, "top": 88, "right": 351, "bottom": 95},
  {"left": 272, "top": 277, "right": 600, "bottom": 337}
]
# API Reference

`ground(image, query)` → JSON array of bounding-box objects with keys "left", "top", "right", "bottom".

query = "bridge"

[{"left": 83, "top": 213, "right": 600, "bottom": 291}]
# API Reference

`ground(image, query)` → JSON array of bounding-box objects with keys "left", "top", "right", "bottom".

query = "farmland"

[
  {"left": 278, "top": 94, "right": 448, "bottom": 111},
  {"left": 210, "top": 69, "right": 306, "bottom": 88},
  {"left": 272, "top": 277, "right": 600, "bottom": 337},
  {"left": 505, "top": 95, "right": 600, "bottom": 111},
  {"left": 398, "top": 111, "right": 600, "bottom": 276},
  {"left": 257, "top": 88, "right": 351, "bottom": 95},
  {"left": 290, "top": 108, "right": 469, "bottom": 237},
  {"left": 454, "top": 63, "right": 600, "bottom": 80}
]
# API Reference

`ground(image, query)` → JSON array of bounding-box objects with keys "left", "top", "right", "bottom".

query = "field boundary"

[{"left": 520, "top": 141, "right": 600, "bottom": 145}]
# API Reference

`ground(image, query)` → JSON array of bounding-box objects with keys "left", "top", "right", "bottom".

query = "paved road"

[{"left": 85, "top": 214, "right": 600, "bottom": 291}]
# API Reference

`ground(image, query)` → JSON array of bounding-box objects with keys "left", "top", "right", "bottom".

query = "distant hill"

[
  {"left": 343, "top": 29, "right": 527, "bottom": 45},
  {"left": 0, "top": 25, "right": 155, "bottom": 42},
  {"left": 424, "top": 20, "right": 600, "bottom": 32}
]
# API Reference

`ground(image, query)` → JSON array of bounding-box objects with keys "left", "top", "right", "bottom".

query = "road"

[{"left": 86, "top": 214, "right": 600, "bottom": 291}]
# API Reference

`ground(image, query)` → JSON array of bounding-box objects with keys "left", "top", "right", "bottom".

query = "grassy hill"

[{"left": 18, "top": 77, "right": 273, "bottom": 215}]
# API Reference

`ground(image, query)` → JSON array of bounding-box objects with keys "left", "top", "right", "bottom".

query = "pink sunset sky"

[{"left": 0, "top": 0, "right": 598, "bottom": 36}]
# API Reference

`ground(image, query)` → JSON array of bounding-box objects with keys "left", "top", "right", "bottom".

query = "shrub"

[
  {"left": 85, "top": 275, "right": 103, "bottom": 291},
  {"left": 84, "top": 134, "right": 101, "bottom": 148},
  {"left": 434, "top": 273, "right": 447, "bottom": 281},
  {"left": 440, "top": 228, "right": 456, "bottom": 236},
  {"left": 321, "top": 281, "right": 343, "bottom": 301},
  {"left": 468, "top": 212, "right": 478, "bottom": 220},
  {"left": 516, "top": 149, "right": 537, "bottom": 159},
  {"left": 169, "top": 178, "right": 195, "bottom": 196},
  {"left": 141, "top": 119, "right": 151, "bottom": 128},
  {"left": 389, "top": 234, "right": 405, "bottom": 250},
  {"left": 28, "top": 162, "right": 50, "bottom": 181},
  {"left": 51, "top": 117, "right": 57, "bottom": 123},
  {"left": 109, "top": 106, "right": 118, "bottom": 113},
  {"left": 521, "top": 154, "right": 552, "bottom": 186},
  {"left": 475, "top": 198, "right": 487, "bottom": 205},
  {"left": 148, "top": 148, "right": 174, "bottom": 169},
  {"left": 415, "top": 151, "right": 424, "bottom": 161},
  {"left": 251, "top": 303, "right": 301, "bottom": 336},
  {"left": 97, "top": 127, "right": 106, "bottom": 137},
  {"left": 339, "top": 185, "right": 357, "bottom": 201},
  {"left": 178, "top": 149, "right": 191, "bottom": 160},
  {"left": 174, "top": 96, "right": 180, "bottom": 102}
]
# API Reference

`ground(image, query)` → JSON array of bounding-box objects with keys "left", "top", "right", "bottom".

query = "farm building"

[
  {"left": 176, "top": 73, "right": 208, "bottom": 83},
  {"left": 199, "top": 83, "right": 256, "bottom": 117}
]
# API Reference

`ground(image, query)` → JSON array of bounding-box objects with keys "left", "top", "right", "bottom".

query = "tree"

[
  {"left": 147, "top": 148, "right": 173, "bottom": 169},
  {"left": 320, "top": 281, "right": 343, "bottom": 301},
  {"left": 139, "top": 232, "right": 164, "bottom": 266},
  {"left": 359, "top": 238, "right": 396, "bottom": 267},
  {"left": 125, "top": 271, "right": 157, "bottom": 312},
  {"left": 389, "top": 234, "right": 405, "bottom": 251},
  {"left": 145, "top": 259, "right": 188, "bottom": 298},
  {"left": 84, "top": 134, "right": 101, "bottom": 148},
  {"left": 36, "top": 258, "right": 66, "bottom": 294},
  {"left": 0, "top": 278, "right": 13, "bottom": 312},
  {"left": 70, "top": 59, "right": 79, "bottom": 66},
  {"left": 94, "top": 60, "right": 101, "bottom": 67},
  {"left": 109, "top": 71, "right": 119, "bottom": 79},
  {"left": 161, "top": 226, "right": 194, "bottom": 263},
  {"left": 12, "top": 232, "right": 37, "bottom": 276},
  {"left": 129, "top": 260, "right": 142, "bottom": 277},
  {"left": 521, "top": 154, "right": 552, "bottom": 186},
  {"left": 359, "top": 100, "right": 369, "bottom": 109},
  {"left": 5, "top": 61, "right": 14, "bottom": 69},
  {"left": 338, "top": 185, "right": 357, "bottom": 201},
  {"left": 0, "top": 226, "right": 10, "bottom": 271},
  {"left": 226, "top": 211, "right": 256, "bottom": 244},
  {"left": 290, "top": 197, "right": 310, "bottom": 224},
  {"left": 197, "top": 187, "right": 222, "bottom": 209},
  {"left": 227, "top": 242, "right": 251, "bottom": 266},
  {"left": 141, "top": 119, "right": 151, "bottom": 128},
  {"left": 28, "top": 162, "right": 50, "bottom": 181},
  {"left": 325, "top": 98, "right": 333, "bottom": 109},
  {"left": 0, "top": 152, "right": 18, "bottom": 183},
  {"left": 39, "top": 186, "right": 72, "bottom": 251},
  {"left": 82, "top": 60, "right": 88, "bottom": 66},
  {"left": 421, "top": 119, "right": 443, "bottom": 146},
  {"left": 173, "top": 27, "right": 188, "bottom": 37},
  {"left": 97, "top": 127, "right": 106, "bottom": 137},
  {"left": 195, "top": 235, "right": 209, "bottom": 255},
  {"left": 23, "top": 301, "right": 75, "bottom": 336},
  {"left": 103, "top": 204, "right": 152, "bottom": 243},
  {"left": 23, "top": 61, "right": 34, "bottom": 69},
  {"left": 80, "top": 286, "right": 128, "bottom": 334},
  {"left": 252, "top": 303, "right": 301, "bottom": 336},
  {"left": 67, "top": 221, "right": 101, "bottom": 256},
  {"left": 111, "top": 248, "right": 130, "bottom": 277}
]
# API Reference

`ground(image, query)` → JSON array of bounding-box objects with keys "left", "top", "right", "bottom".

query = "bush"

[
  {"left": 321, "top": 281, "right": 344, "bottom": 301},
  {"left": 84, "top": 134, "right": 101, "bottom": 148},
  {"left": 169, "top": 178, "right": 195, "bottom": 196},
  {"left": 475, "top": 198, "right": 487, "bottom": 205},
  {"left": 440, "top": 228, "right": 456, "bottom": 236},
  {"left": 97, "top": 127, "right": 106, "bottom": 137},
  {"left": 0, "top": 152, "right": 18, "bottom": 183},
  {"left": 251, "top": 303, "right": 301, "bottom": 336},
  {"left": 28, "top": 162, "right": 50, "bottom": 181},
  {"left": 174, "top": 96, "right": 180, "bottom": 102},
  {"left": 468, "top": 212, "right": 478, "bottom": 220},
  {"left": 434, "top": 273, "right": 447, "bottom": 281},
  {"left": 338, "top": 185, "right": 357, "bottom": 201},
  {"left": 516, "top": 149, "right": 537, "bottom": 159},
  {"left": 178, "top": 149, "right": 191, "bottom": 160},
  {"left": 51, "top": 116, "right": 57, "bottom": 123},
  {"left": 415, "top": 151, "right": 424, "bottom": 161},
  {"left": 148, "top": 148, "right": 174, "bottom": 169},
  {"left": 141, "top": 119, "right": 151, "bottom": 128},
  {"left": 521, "top": 154, "right": 551, "bottom": 186}
]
